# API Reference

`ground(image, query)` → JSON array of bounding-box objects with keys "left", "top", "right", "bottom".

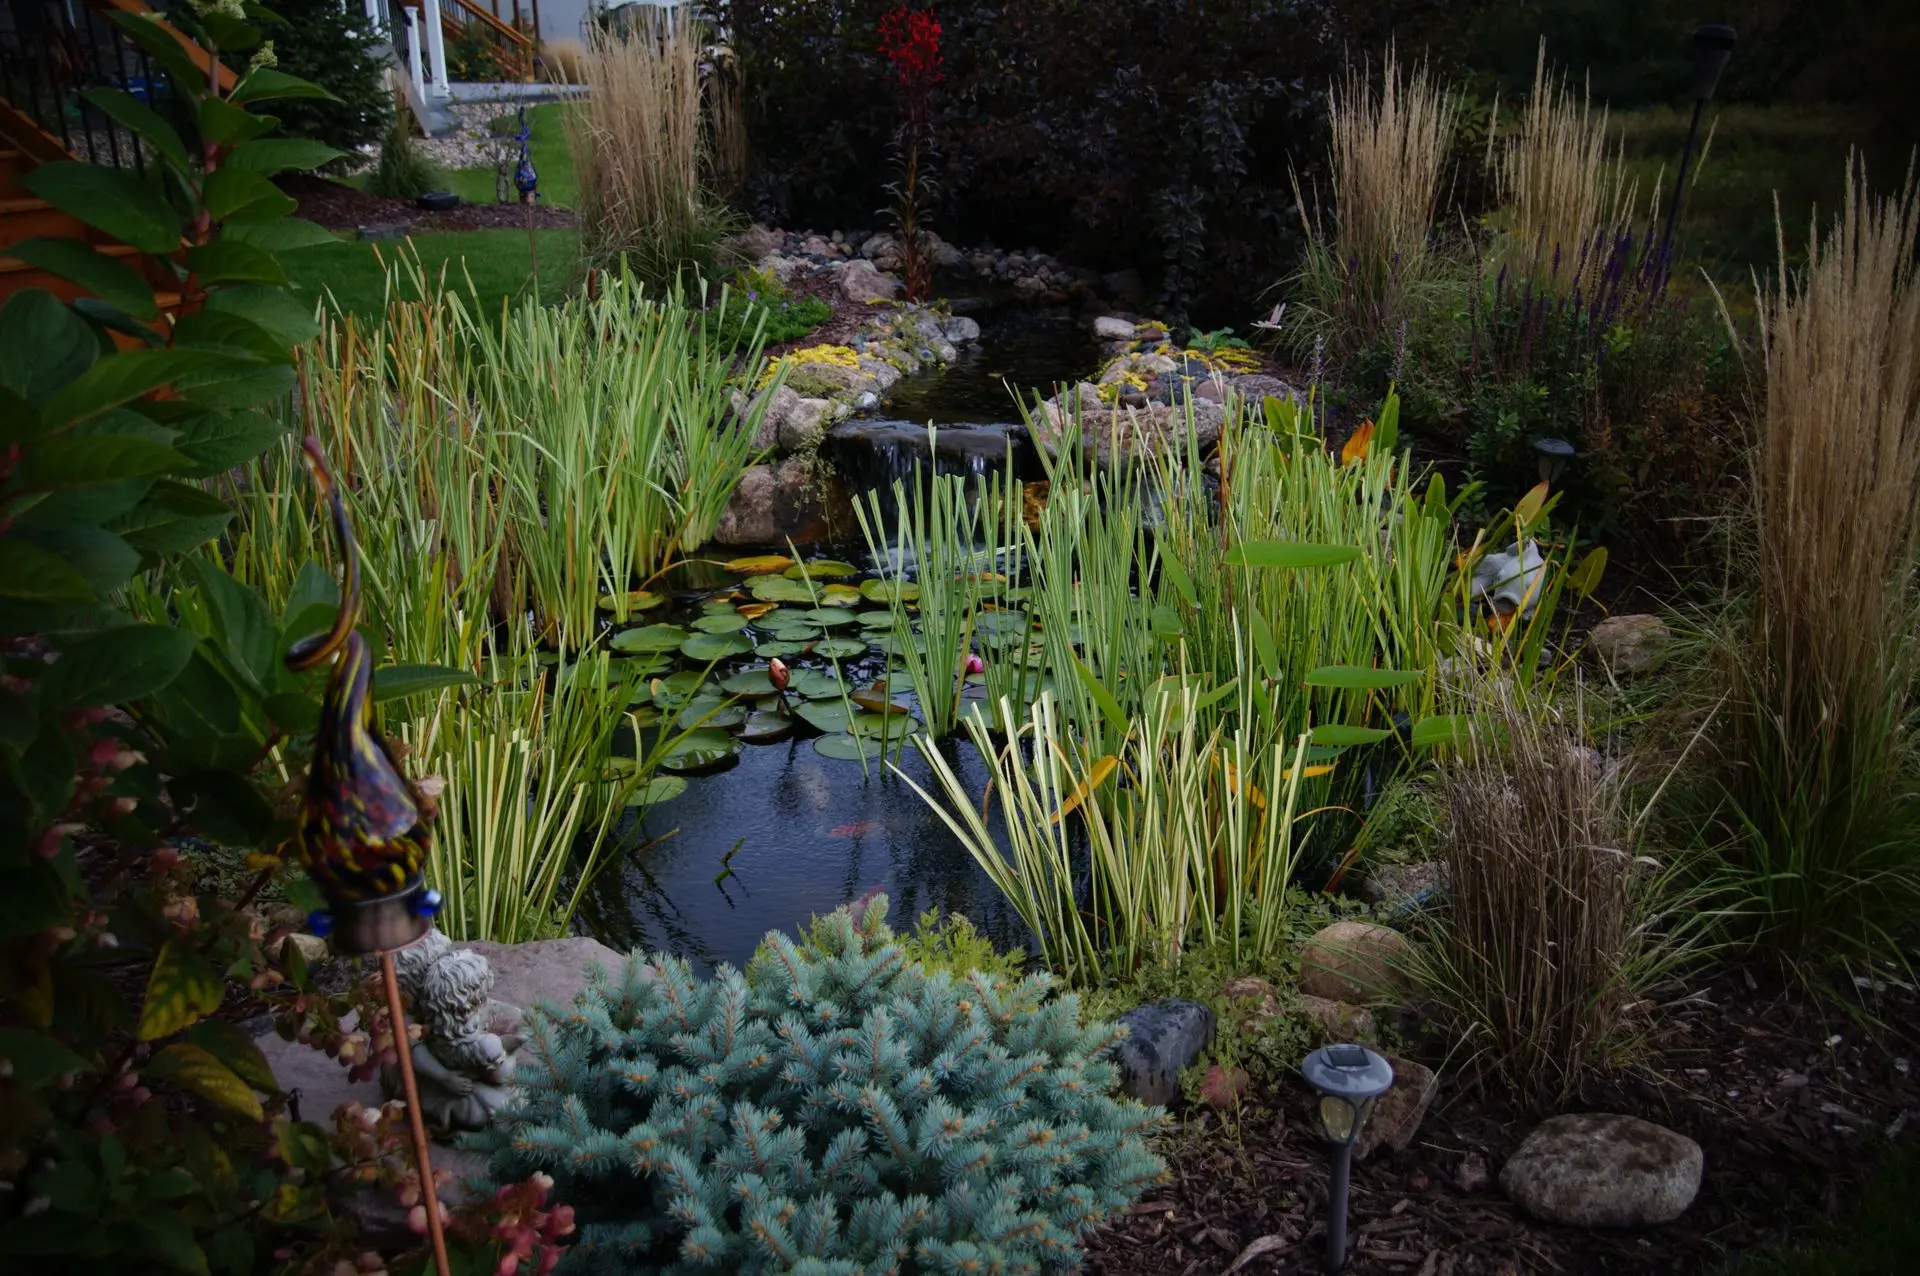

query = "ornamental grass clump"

[
  {"left": 472, "top": 896, "right": 1166, "bottom": 1274},
  {"left": 1719, "top": 158, "right": 1920, "bottom": 963}
]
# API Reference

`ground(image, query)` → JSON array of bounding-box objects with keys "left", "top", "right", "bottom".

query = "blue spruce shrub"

[{"left": 471, "top": 896, "right": 1166, "bottom": 1273}]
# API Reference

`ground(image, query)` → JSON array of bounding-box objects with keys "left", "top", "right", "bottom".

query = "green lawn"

[
  {"left": 283, "top": 228, "right": 580, "bottom": 317},
  {"left": 349, "top": 101, "right": 581, "bottom": 210},
  {"left": 1719, "top": 1140, "right": 1920, "bottom": 1275}
]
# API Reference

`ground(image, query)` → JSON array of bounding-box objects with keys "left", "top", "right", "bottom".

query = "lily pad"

[
  {"left": 615, "top": 655, "right": 674, "bottom": 678},
  {"left": 813, "top": 733, "right": 876, "bottom": 762},
  {"left": 724, "top": 553, "right": 795, "bottom": 574},
  {"left": 795, "top": 700, "right": 853, "bottom": 733},
  {"left": 721, "top": 667, "right": 785, "bottom": 698},
  {"left": 763, "top": 624, "right": 823, "bottom": 643},
  {"left": 850, "top": 686, "right": 911, "bottom": 714},
  {"left": 610, "top": 623, "right": 687, "bottom": 654},
  {"left": 749, "top": 577, "right": 815, "bottom": 603},
  {"left": 785, "top": 558, "right": 859, "bottom": 580},
  {"left": 736, "top": 602, "right": 780, "bottom": 621},
  {"left": 598, "top": 589, "right": 666, "bottom": 612},
  {"left": 820, "top": 583, "right": 864, "bottom": 608},
  {"left": 861, "top": 578, "right": 921, "bottom": 604},
  {"left": 858, "top": 609, "right": 897, "bottom": 628},
  {"left": 700, "top": 596, "right": 743, "bottom": 613},
  {"left": 752, "top": 640, "right": 810, "bottom": 658},
  {"left": 794, "top": 608, "right": 859, "bottom": 628},
  {"left": 647, "top": 670, "right": 709, "bottom": 709},
  {"left": 677, "top": 696, "right": 748, "bottom": 730},
  {"left": 623, "top": 775, "right": 687, "bottom": 807},
  {"left": 681, "top": 633, "right": 754, "bottom": 662},
  {"left": 848, "top": 711, "right": 921, "bottom": 740},
  {"left": 739, "top": 710, "right": 796, "bottom": 743},
  {"left": 692, "top": 613, "right": 751, "bottom": 634},
  {"left": 660, "top": 729, "right": 740, "bottom": 773},
  {"left": 625, "top": 706, "right": 662, "bottom": 726},
  {"left": 786, "top": 669, "right": 843, "bottom": 699},
  {"left": 813, "top": 638, "right": 870, "bottom": 659}
]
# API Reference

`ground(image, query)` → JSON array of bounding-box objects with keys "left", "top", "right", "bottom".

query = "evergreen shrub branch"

[{"left": 472, "top": 895, "right": 1166, "bottom": 1274}]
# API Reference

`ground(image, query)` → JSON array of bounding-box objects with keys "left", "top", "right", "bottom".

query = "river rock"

[
  {"left": 1094, "top": 315, "right": 1137, "bottom": 341},
  {"left": 1500, "top": 1113, "right": 1703, "bottom": 1228},
  {"left": 943, "top": 315, "right": 981, "bottom": 344},
  {"left": 1298, "top": 921, "right": 1415, "bottom": 1004},
  {"left": 720, "top": 224, "right": 781, "bottom": 266},
  {"left": 1221, "top": 975, "right": 1281, "bottom": 1019},
  {"left": 1030, "top": 396, "right": 1224, "bottom": 467},
  {"left": 1589, "top": 614, "right": 1672, "bottom": 676},
  {"left": 713, "top": 455, "right": 830, "bottom": 546},
  {"left": 1361, "top": 862, "right": 1450, "bottom": 914},
  {"left": 745, "top": 385, "right": 800, "bottom": 453},
  {"left": 1113, "top": 999, "right": 1215, "bottom": 1107},
  {"left": 779, "top": 398, "right": 835, "bottom": 451},
  {"left": 1356, "top": 1055, "right": 1436, "bottom": 1160},
  {"left": 841, "top": 258, "right": 900, "bottom": 303},
  {"left": 1296, "top": 994, "right": 1378, "bottom": 1044}
]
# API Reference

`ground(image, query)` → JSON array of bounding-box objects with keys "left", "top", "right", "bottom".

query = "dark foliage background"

[
  {"left": 262, "top": 0, "right": 393, "bottom": 156},
  {"left": 719, "top": 0, "right": 1427, "bottom": 323}
]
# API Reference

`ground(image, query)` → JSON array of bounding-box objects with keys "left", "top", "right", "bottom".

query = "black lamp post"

[
  {"left": 1657, "top": 22, "right": 1737, "bottom": 269},
  {"left": 1302, "top": 1044, "right": 1395, "bottom": 1272}
]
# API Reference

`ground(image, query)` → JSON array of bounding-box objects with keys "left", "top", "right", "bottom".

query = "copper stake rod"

[{"left": 380, "top": 950, "right": 452, "bottom": 1276}]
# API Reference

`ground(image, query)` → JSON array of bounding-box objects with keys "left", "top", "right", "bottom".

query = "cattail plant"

[{"left": 1721, "top": 158, "right": 1920, "bottom": 960}]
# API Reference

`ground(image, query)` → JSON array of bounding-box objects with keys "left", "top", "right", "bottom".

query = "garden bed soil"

[
  {"left": 1085, "top": 967, "right": 1920, "bottom": 1275},
  {"left": 278, "top": 174, "right": 578, "bottom": 236}
]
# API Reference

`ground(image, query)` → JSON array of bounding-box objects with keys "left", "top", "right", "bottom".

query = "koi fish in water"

[{"left": 829, "top": 819, "right": 885, "bottom": 838}]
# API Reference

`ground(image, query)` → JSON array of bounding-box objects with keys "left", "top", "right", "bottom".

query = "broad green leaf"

[
  {"left": 1158, "top": 555, "right": 1197, "bottom": 608},
  {"left": 174, "top": 360, "right": 295, "bottom": 410},
  {"left": 173, "top": 308, "right": 289, "bottom": 361},
  {"left": 722, "top": 553, "right": 793, "bottom": 573},
  {"left": 40, "top": 348, "right": 229, "bottom": 430},
  {"left": 1224, "top": 541, "right": 1362, "bottom": 569},
  {"left": 232, "top": 67, "right": 335, "bottom": 104},
  {"left": 813, "top": 733, "right": 875, "bottom": 761},
  {"left": 0, "top": 1028, "right": 93, "bottom": 1086},
  {"left": 1513, "top": 480, "right": 1550, "bottom": 531},
  {"left": 107, "top": 11, "right": 208, "bottom": 95},
  {"left": 46, "top": 624, "right": 198, "bottom": 706},
  {"left": 1304, "top": 665, "right": 1421, "bottom": 691},
  {"left": 183, "top": 1019, "right": 275, "bottom": 1093},
  {"left": 681, "top": 632, "right": 752, "bottom": 662},
  {"left": 622, "top": 775, "right": 687, "bottom": 807},
  {"left": 0, "top": 526, "right": 135, "bottom": 602},
  {"left": 5, "top": 238, "right": 157, "bottom": 320},
  {"left": 610, "top": 623, "right": 686, "bottom": 654},
  {"left": 1373, "top": 390, "right": 1400, "bottom": 455},
  {"left": 224, "top": 138, "right": 345, "bottom": 173},
  {"left": 188, "top": 559, "right": 279, "bottom": 693},
  {"left": 659, "top": 728, "right": 738, "bottom": 773},
  {"left": 222, "top": 216, "right": 339, "bottom": 252},
  {"left": 276, "top": 1121, "right": 332, "bottom": 1175},
  {"left": 202, "top": 285, "right": 321, "bottom": 348},
  {"left": 1072, "top": 656, "right": 1129, "bottom": 737},
  {"left": 0, "top": 289, "right": 97, "bottom": 403},
  {"left": 197, "top": 97, "right": 276, "bottom": 148},
  {"left": 25, "top": 435, "right": 185, "bottom": 488},
  {"left": 1569, "top": 546, "right": 1608, "bottom": 598},
  {"left": 81, "top": 88, "right": 189, "bottom": 170},
  {"left": 1309, "top": 723, "right": 1392, "bottom": 747},
  {"left": 795, "top": 699, "right": 852, "bottom": 732},
  {"left": 171, "top": 409, "right": 286, "bottom": 474},
  {"left": 1410, "top": 714, "right": 1471, "bottom": 748},
  {"left": 371, "top": 663, "right": 481, "bottom": 702},
  {"left": 184, "top": 240, "right": 288, "bottom": 288},
  {"left": 171, "top": 768, "right": 276, "bottom": 846},
  {"left": 110, "top": 479, "right": 234, "bottom": 555},
  {"left": 128, "top": 1207, "right": 211, "bottom": 1276},
  {"left": 138, "top": 940, "right": 224, "bottom": 1040},
  {"left": 200, "top": 168, "right": 296, "bottom": 222},
  {"left": 21, "top": 163, "right": 180, "bottom": 254}
]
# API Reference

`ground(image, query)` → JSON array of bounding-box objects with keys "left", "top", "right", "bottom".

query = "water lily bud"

[
  {"left": 768, "top": 658, "right": 791, "bottom": 691},
  {"left": 963, "top": 654, "right": 985, "bottom": 675}
]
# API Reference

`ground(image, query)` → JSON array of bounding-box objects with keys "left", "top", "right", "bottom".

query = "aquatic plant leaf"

[
  {"left": 785, "top": 558, "right": 858, "bottom": 579},
  {"left": 857, "top": 609, "right": 896, "bottom": 628},
  {"left": 681, "top": 633, "right": 753, "bottom": 662},
  {"left": 660, "top": 728, "right": 740, "bottom": 773},
  {"left": 860, "top": 577, "right": 919, "bottom": 603},
  {"left": 1050, "top": 754, "right": 1119, "bottom": 824},
  {"left": 785, "top": 669, "right": 842, "bottom": 699},
  {"left": 677, "top": 696, "right": 748, "bottom": 730},
  {"left": 813, "top": 733, "right": 874, "bottom": 761},
  {"left": 847, "top": 711, "right": 920, "bottom": 739},
  {"left": 721, "top": 667, "right": 785, "bottom": 697},
  {"left": 1304, "top": 666, "right": 1420, "bottom": 691},
  {"left": 1225, "top": 541, "right": 1362, "bottom": 569},
  {"left": 850, "top": 686, "right": 910, "bottom": 714},
  {"left": 796, "top": 700, "right": 852, "bottom": 732},
  {"left": 610, "top": 623, "right": 687, "bottom": 653},
  {"left": 749, "top": 577, "right": 815, "bottom": 603},
  {"left": 820, "top": 583, "right": 864, "bottom": 607},
  {"left": 739, "top": 710, "right": 795, "bottom": 743},
  {"left": 597, "top": 589, "right": 665, "bottom": 612},
  {"left": 1410, "top": 714, "right": 1471, "bottom": 748},
  {"left": 1309, "top": 723, "right": 1392, "bottom": 747},
  {"left": 736, "top": 601, "right": 779, "bottom": 620},
  {"left": 752, "top": 640, "right": 809, "bottom": 658},
  {"left": 724, "top": 553, "right": 794, "bottom": 574},
  {"left": 794, "top": 607, "right": 859, "bottom": 627},
  {"left": 813, "top": 638, "right": 869, "bottom": 658},
  {"left": 762, "top": 624, "right": 824, "bottom": 643},
  {"left": 624, "top": 776, "right": 686, "bottom": 807},
  {"left": 692, "top": 613, "right": 750, "bottom": 634}
]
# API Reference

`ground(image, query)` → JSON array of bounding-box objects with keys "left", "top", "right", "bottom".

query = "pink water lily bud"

[
  {"left": 768, "top": 658, "right": 791, "bottom": 691},
  {"left": 963, "top": 654, "right": 985, "bottom": 675}
]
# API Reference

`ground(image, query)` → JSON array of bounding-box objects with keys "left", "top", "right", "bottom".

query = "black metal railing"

[{"left": 0, "top": 0, "right": 198, "bottom": 175}]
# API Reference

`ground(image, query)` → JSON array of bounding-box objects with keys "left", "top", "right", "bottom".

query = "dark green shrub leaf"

[
  {"left": 40, "top": 348, "right": 230, "bottom": 430},
  {"left": 0, "top": 1027, "right": 93, "bottom": 1085},
  {"left": 262, "top": 690, "right": 320, "bottom": 733},
  {"left": 183, "top": 1019, "right": 276, "bottom": 1093},
  {"left": 0, "top": 863, "right": 71, "bottom": 940},
  {"left": 222, "top": 216, "right": 339, "bottom": 252},
  {"left": 184, "top": 240, "right": 288, "bottom": 288},
  {"left": 276, "top": 1121, "right": 332, "bottom": 1175},
  {"left": 175, "top": 361, "right": 296, "bottom": 410},
  {"left": 71, "top": 297, "right": 169, "bottom": 348},
  {"left": 0, "top": 290, "right": 98, "bottom": 403},
  {"left": 107, "top": 12, "right": 209, "bottom": 94},
  {"left": 110, "top": 479, "right": 234, "bottom": 556},
  {"left": 187, "top": 559, "right": 279, "bottom": 692},
  {"left": 225, "top": 138, "right": 346, "bottom": 174},
  {"left": 200, "top": 168, "right": 296, "bottom": 222},
  {"left": 370, "top": 663, "right": 482, "bottom": 702},
  {"left": 174, "top": 308, "right": 290, "bottom": 361},
  {"left": 232, "top": 67, "right": 335, "bottom": 104},
  {"left": 171, "top": 409, "right": 286, "bottom": 474},
  {"left": 80, "top": 88, "right": 190, "bottom": 171},
  {"left": 1410, "top": 714, "right": 1471, "bottom": 748},
  {"left": 197, "top": 97, "right": 277, "bottom": 149},
  {"left": 24, "top": 435, "right": 185, "bottom": 488},
  {"left": 171, "top": 768, "right": 276, "bottom": 845},
  {"left": 203, "top": 286, "right": 319, "bottom": 348},
  {"left": 20, "top": 163, "right": 180, "bottom": 255},
  {"left": 46, "top": 624, "right": 198, "bottom": 706},
  {"left": 138, "top": 940, "right": 224, "bottom": 1040},
  {"left": 129, "top": 1203, "right": 213, "bottom": 1274},
  {"left": 0, "top": 538, "right": 97, "bottom": 603},
  {"left": 139, "top": 1168, "right": 201, "bottom": 1201},
  {"left": 5, "top": 239, "right": 158, "bottom": 321}
]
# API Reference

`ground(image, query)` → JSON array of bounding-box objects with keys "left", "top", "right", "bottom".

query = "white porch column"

[
  {"left": 401, "top": 7, "right": 426, "bottom": 103},
  {"left": 362, "top": 0, "right": 381, "bottom": 32},
  {"left": 423, "top": 0, "right": 452, "bottom": 98}
]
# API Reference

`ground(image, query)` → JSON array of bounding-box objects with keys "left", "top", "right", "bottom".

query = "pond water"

[{"left": 569, "top": 306, "right": 1099, "bottom": 972}]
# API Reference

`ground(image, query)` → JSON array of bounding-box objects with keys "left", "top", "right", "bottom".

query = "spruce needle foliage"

[{"left": 472, "top": 896, "right": 1166, "bottom": 1274}]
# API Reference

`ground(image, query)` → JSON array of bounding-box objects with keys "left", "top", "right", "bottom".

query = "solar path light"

[{"left": 1301, "top": 1044, "right": 1396, "bottom": 1273}]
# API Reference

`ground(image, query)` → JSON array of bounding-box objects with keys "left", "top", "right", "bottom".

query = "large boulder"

[
  {"left": 1029, "top": 395, "right": 1225, "bottom": 468},
  {"left": 1295, "top": 994, "right": 1379, "bottom": 1044},
  {"left": 1588, "top": 614, "right": 1673, "bottom": 676},
  {"left": 743, "top": 385, "right": 800, "bottom": 453},
  {"left": 840, "top": 258, "right": 901, "bottom": 303},
  {"left": 1093, "top": 315, "right": 1137, "bottom": 341},
  {"left": 1112, "top": 999, "right": 1215, "bottom": 1107},
  {"left": 778, "top": 398, "right": 836, "bottom": 451},
  {"left": 1500, "top": 1113, "right": 1703, "bottom": 1228},
  {"left": 713, "top": 456, "right": 832, "bottom": 546},
  {"left": 719, "top": 224, "right": 781, "bottom": 267},
  {"left": 1297, "top": 921, "right": 1416, "bottom": 1004}
]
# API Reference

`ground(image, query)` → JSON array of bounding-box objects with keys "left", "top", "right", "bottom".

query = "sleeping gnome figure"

[{"left": 381, "top": 931, "right": 525, "bottom": 1135}]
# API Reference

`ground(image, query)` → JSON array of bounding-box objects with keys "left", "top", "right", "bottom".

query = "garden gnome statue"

[{"left": 383, "top": 931, "right": 525, "bottom": 1135}]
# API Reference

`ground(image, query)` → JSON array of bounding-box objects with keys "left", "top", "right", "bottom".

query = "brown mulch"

[
  {"left": 278, "top": 173, "right": 577, "bottom": 236},
  {"left": 1085, "top": 968, "right": 1920, "bottom": 1276}
]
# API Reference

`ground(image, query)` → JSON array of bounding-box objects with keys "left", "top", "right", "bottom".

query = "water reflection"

[{"left": 573, "top": 731, "right": 1032, "bottom": 973}]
